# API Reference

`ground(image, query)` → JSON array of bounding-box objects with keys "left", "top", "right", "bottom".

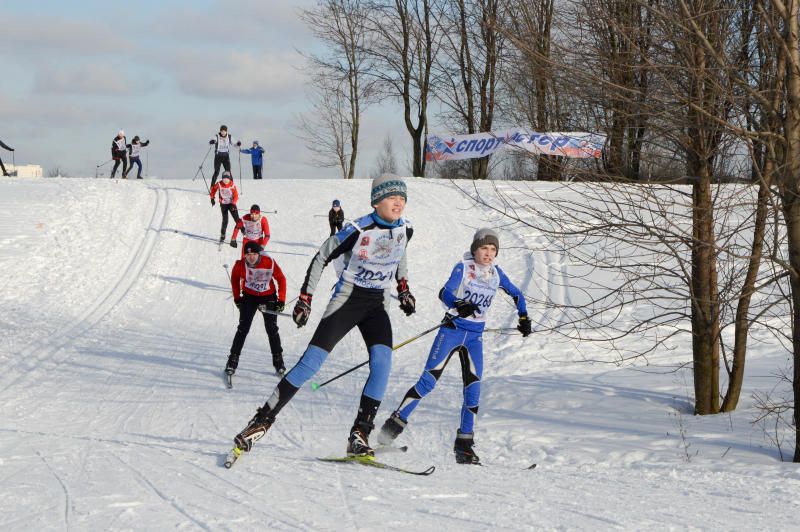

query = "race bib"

[
  {"left": 220, "top": 187, "right": 234, "bottom": 203},
  {"left": 342, "top": 228, "right": 407, "bottom": 289},
  {"left": 245, "top": 262, "right": 274, "bottom": 293},
  {"left": 452, "top": 260, "right": 500, "bottom": 323},
  {"left": 244, "top": 218, "right": 262, "bottom": 239}
]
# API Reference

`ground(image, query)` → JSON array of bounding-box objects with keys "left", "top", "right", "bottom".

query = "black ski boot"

[
  {"left": 225, "top": 353, "right": 240, "bottom": 375},
  {"left": 347, "top": 395, "right": 380, "bottom": 457},
  {"left": 454, "top": 431, "right": 481, "bottom": 465},
  {"left": 234, "top": 407, "right": 274, "bottom": 452},
  {"left": 377, "top": 411, "right": 407, "bottom": 445},
  {"left": 219, "top": 234, "right": 225, "bottom": 243},
  {"left": 273, "top": 352, "right": 286, "bottom": 375},
  {"left": 347, "top": 422, "right": 375, "bottom": 457}
]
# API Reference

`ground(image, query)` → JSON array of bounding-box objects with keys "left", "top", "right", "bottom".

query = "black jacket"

[{"left": 328, "top": 208, "right": 344, "bottom": 226}]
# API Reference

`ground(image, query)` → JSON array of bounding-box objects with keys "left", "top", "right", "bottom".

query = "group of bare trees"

[{"left": 299, "top": 0, "right": 800, "bottom": 461}]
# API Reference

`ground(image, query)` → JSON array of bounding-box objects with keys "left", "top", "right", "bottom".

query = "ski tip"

[
  {"left": 310, "top": 382, "right": 320, "bottom": 391},
  {"left": 526, "top": 463, "right": 538, "bottom": 470}
]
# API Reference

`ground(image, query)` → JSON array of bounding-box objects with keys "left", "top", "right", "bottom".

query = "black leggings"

[
  {"left": 253, "top": 165, "right": 262, "bottom": 179},
  {"left": 211, "top": 153, "right": 231, "bottom": 187},
  {"left": 111, "top": 157, "right": 128, "bottom": 178},
  {"left": 220, "top": 203, "right": 241, "bottom": 237},
  {"left": 230, "top": 294, "right": 283, "bottom": 357}
]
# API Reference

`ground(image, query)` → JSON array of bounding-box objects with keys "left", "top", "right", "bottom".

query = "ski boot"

[
  {"left": 272, "top": 353, "right": 286, "bottom": 376},
  {"left": 377, "top": 411, "right": 407, "bottom": 445},
  {"left": 347, "top": 422, "right": 375, "bottom": 457},
  {"left": 225, "top": 353, "right": 239, "bottom": 376},
  {"left": 454, "top": 431, "right": 481, "bottom": 465},
  {"left": 219, "top": 234, "right": 226, "bottom": 243},
  {"left": 234, "top": 407, "right": 274, "bottom": 452}
]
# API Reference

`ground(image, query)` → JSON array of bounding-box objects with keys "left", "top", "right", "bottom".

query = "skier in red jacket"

[
  {"left": 225, "top": 241, "right": 287, "bottom": 383},
  {"left": 209, "top": 171, "right": 240, "bottom": 243},
  {"left": 230, "top": 204, "right": 270, "bottom": 256}
]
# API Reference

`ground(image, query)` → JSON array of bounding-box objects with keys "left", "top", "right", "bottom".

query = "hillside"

[{"left": 0, "top": 177, "right": 797, "bottom": 530}]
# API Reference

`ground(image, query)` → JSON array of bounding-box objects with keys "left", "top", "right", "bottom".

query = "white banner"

[{"left": 425, "top": 129, "right": 605, "bottom": 161}]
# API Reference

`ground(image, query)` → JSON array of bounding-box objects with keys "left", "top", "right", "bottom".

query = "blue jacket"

[{"left": 240, "top": 146, "right": 265, "bottom": 166}]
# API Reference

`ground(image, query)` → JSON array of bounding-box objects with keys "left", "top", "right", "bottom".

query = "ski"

[
  {"left": 317, "top": 455, "right": 435, "bottom": 476},
  {"left": 224, "top": 446, "right": 243, "bottom": 468}
]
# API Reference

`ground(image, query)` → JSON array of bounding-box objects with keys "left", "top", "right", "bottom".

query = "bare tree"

[
  {"left": 434, "top": 0, "right": 506, "bottom": 179},
  {"left": 301, "top": 0, "right": 378, "bottom": 179},
  {"left": 370, "top": 134, "right": 399, "bottom": 178},
  {"left": 297, "top": 77, "right": 352, "bottom": 177},
  {"left": 365, "top": 0, "right": 439, "bottom": 176}
]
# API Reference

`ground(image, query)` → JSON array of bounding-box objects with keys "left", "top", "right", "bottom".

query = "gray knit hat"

[
  {"left": 470, "top": 228, "right": 500, "bottom": 256},
  {"left": 370, "top": 173, "right": 407, "bottom": 205}
]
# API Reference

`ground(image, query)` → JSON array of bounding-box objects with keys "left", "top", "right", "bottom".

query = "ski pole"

[
  {"left": 310, "top": 315, "right": 457, "bottom": 391},
  {"left": 238, "top": 149, "right": 243, "bottom": 195},
  {"left": 259, "top": 307, "right": 293, "bottom": 318},
  {"left": 193, "top": 145, "right": 213, "bottom": 182}
]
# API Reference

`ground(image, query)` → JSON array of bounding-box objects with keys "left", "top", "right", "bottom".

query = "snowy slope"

[{"left": 0, "top": 177, "right": 798, "bottom": 531}]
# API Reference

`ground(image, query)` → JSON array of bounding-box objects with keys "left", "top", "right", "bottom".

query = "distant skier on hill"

[
  {"left": 230, "top": 174, "right": 417, "bottom": 459},
  {"left": 0, "top": 139, "right": 14, "bottom": 176},
  {"left": 230, "top": 204, "right": 270, "bottom": 256},
  {"left": 209, "top": 171, "right": 240, "bottom": 243},
  {"left": 226, "top": 241, "right": 287, "bottom": 381},
  {"left": 110, "top": 130, "right": 128, "bottom": 179},
  {"left": 209, "top": 125, "right": 241, "bottom": 187},
  {"left": 328, "top": 199, "right": 344, "bottom": 236},
  {"left": 240, "top": 140, "right": 265, "bottom": 180},
  {"left": 126, "top": 136, "right": 150, "bottom": 179},
  {"left": 377, "top": 228, "right": 531, "bottom": 465}
]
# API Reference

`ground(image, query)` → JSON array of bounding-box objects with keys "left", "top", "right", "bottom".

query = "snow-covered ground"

[{"left": 0, "top": 177, "right": 798, "bottom": 531}]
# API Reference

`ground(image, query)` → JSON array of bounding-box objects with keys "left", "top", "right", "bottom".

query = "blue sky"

[{"left": 0, "top": 0, "right": 403, "bottom": 178}]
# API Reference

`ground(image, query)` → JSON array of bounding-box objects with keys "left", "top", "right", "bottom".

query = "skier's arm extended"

[
  {"left": 497, "top": 265, "right": 528, "bottom": 315},
  {"left": 299, "top": 225, "right": 359, "bottom": 296}
]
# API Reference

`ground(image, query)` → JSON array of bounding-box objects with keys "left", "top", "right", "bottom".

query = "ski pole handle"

[{"left": 311, "top": 315, "right": 457, "bottom": 391}]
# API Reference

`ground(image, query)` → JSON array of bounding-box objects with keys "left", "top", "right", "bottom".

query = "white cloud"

[
  {"left": 33, "top": 63, "right": 158, "bottom": 95},
  {"left": 164, "top": 49, "right": 306, "bottom": 100}
]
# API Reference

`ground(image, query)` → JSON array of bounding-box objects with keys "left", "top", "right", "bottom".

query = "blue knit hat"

[
  {"left": 370, "top": 174, "right": 407, "bottom": 205},
  {"left": 332, "top": 199, "right": 341, "bottom": 207}
]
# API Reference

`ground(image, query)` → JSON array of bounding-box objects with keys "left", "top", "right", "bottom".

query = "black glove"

[
  {"left": 517, "top": 314, "right": 532, "bottom": 337},
  {"left": 453, "top": 299, "right": 480, "bottom": 318},
  {"left": 234, "top": 299, "right": 241, "bottom": 310},
  {"left": 293, "top": 294, "right": 312, "bottom": 327},
  {"left": 230, "top": 240, "right": 238, "bottom": 248},
  {"left": 276, "top": 300, "right": 285, "bottom": 313},
  {"left": 211, "top": 197, "right": 216, "bottom": 206},
  {"left": 397, "top": 279, "right": 416, "bottom": 316},
  {"left": 209, "top": 139, "right": 216, "bottom": 145},
  {"left": 236, "top": 141, "right": 242, "bottom": 147}
]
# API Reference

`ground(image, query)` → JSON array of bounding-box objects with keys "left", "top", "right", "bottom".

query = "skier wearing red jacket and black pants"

[
  {"left": 226, "top": 240, "right": 287, "bottom": 379},
  {"left": 209, "top": 171, "right": 240, "bottom": 243},
  {"left": 230, "top": 204, "right": 270, "bottom": 256}
]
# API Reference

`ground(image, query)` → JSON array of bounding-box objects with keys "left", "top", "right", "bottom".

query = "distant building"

[{"left": 4, "top": 164, "right": 43, "bottom": 178}]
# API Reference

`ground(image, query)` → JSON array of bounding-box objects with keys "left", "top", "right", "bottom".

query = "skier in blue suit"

[
  {"left": 240, "top": 140, "right": 265, "bottom": 179},
  {"left": 377, "top": 228, "right": 531, "bottom": 465}
]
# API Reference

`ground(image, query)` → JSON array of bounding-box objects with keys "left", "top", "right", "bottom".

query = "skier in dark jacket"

[
  {"left": 240, "top": 140, "right": 265, "bottom": 179},
  {"left": 126, "top": 136, "right": 150, "bottom": 179},
  {"left": 110, "top": 130, "right": 128, "bottom": 179},
  {"left": 328, "top": 199, "right": 344, "bottom": 236},
  {"left": 0, "top": 139, "right": 13, "bottom": 176}
]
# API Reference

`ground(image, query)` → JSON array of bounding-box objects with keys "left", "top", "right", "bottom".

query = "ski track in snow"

[{"left": 0, "top": 178, "right": 798, "bottom": 531}]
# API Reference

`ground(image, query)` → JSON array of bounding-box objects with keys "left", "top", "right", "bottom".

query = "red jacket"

[
  {"left": 210, "top": 180, "right": 239, "bottom": 205},
  {"left": 231, "top": 254, "right": 286, "bottom": 301},
  {"left": 231, "top": 213, "right": 270, "bottom": 246}
]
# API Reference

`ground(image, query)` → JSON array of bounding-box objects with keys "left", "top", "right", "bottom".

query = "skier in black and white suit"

[
  {"left": 232, "top": 174, "right": 418, "bottom": 458},
  {"left": 209, "top": 125, "right": 241, "bottom": 187},
  {"left": 110, "top": 130, "right": 127, "bottom": 179},
  {"left": 0, "top": 139, "right": 14, "bottom": 176}
]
